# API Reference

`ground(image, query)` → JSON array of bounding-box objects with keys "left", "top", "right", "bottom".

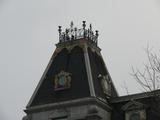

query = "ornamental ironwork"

[{"left": 58, "top": 21, "right": 99, "bottom": 46}]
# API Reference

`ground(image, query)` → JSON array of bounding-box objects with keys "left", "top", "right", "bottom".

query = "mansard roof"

[
  {"left": 26, "top": 21, "right": 118, "bottom": 109},
  {"left": 27, "top": 46, "right": 90, "bottom": 107}
]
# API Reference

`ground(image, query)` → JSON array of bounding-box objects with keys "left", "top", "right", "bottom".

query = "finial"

[
  {"left": 82, "top": 21, "right": 86, "bottom": 38},
  {"left": 74, "top": 27, "right": 77, "bottom": 39},
  {"left": 82, "top": 21, "right": 86, "bottom": 30},
  {"left": 74, "top": 27, "right": 77, "bottom": 31},
  {"left": 89, "top": 24, "right": 92, "bottom": 31},
  {"left": 65, "top": 29, "right": 69, "bottom": 41},
  {"left": 58, "top": 26, "right": 62, "bottom": 34},
  {"left": 95, "top": 30, "right": 99, "bottom": 37},
  {"left": 66, "top": 28, "right": 69, "bottom": 33},
  {"left": 58, "top": 26, "right": 62, "bottom": 42},
  {"left": 95, "top": 30, "right": 99, "bottom": 45},
  {"left": 70, "top": 21, "right": 74, "bottom": 29}
]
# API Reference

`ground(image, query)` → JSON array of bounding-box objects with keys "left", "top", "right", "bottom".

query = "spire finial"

[
  {"left": 90, "top": 24, "right": 92, "bottom": 31},
  {"left": 58, "top": 26, "right": 62, "bottom": 34},
  {"left": 70, "top": 21, "right": 74, "bottom": 29},
  {"left": 95, "top": 30, "right": 99, "bottom": 45},
  {"left": 95, "top": 30, "right": 99, "bottom": 37},
  {"left": 82, "top": 21, "right": 86, "bottom": 30},
  {"left": 82, "top": 21, "right": 86, "bottom": 38},
  {"left": 58, "top": 26, "right": 62, "bottom": 42}
]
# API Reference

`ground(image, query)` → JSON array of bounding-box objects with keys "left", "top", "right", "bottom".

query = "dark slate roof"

[
  {"left": 111, "top": 89, "right": 160, "bottom": 103},
  {"left": 29, "top": 46, "right": 90, "bottom": 107},
  {"left": 88, "top": 48, "right": 118, "bottom": 98},
  {"left": 111, "top": 90, "right": 160, "bottom": 120}
]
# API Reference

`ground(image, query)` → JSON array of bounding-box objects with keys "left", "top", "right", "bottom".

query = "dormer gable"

[{"left": 122, "top": 100, "right": 147, "bottom": 111}]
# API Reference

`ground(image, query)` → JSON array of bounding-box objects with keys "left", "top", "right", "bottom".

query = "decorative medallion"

[
  {"left": 54, "top": 71, "right": 71, "bottom": 91},
  {"left": 99, "top": 74, "right": 111, "bottom": 96}
]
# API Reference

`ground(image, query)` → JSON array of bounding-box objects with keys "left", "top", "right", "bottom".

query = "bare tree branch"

[
  {"left": 121, "top": 81, "right": 129, "bottom": 95},
  {"left": 132, "top": 47, "right": 160, "bottom": 92}
]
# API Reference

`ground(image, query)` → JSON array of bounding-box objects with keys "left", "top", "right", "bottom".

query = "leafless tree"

[
  {"left": 131, "top": 46, "right": 160, "bottom": 117},
  {"left": 131, "top": 47, "right": 160, "bottom": 92}
]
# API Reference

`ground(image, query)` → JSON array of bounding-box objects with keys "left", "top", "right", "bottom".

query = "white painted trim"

[{"left": 83, "top": 46, "right": 96, "bottom": 97}]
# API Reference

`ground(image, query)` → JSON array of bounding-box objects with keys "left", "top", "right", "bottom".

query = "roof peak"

[{"left": 58, "top": 21, "right": 99, "bottom": 46}]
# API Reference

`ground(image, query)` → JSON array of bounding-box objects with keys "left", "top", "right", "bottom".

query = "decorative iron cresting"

[{"left": 58, "top": 21, "right": 99, "bottom": 46}]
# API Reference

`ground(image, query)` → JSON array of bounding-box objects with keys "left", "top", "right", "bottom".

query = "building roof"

[
  {"left": 26, "top": 21, "right": 118, "bottom": 108},
  {"left": 111, "top": 89, "right": 160, "bottom": 103}
]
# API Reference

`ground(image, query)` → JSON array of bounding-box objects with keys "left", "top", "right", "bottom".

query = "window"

[
  {"left": 125, "top": 110, "right": 146, "bottom": 120},
  {"left": 129, "top": 113, "right": 140, "bottom": 120},
  {"left": 122, "top": 101, "right": 146, "bottom": 120},
  {"left": 53, "top": 116, "right": 67, "bottom": 120}
]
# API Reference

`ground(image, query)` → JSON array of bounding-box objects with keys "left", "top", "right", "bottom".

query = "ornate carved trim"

[
  {"left": 54, "top": 71, "right": 71, "bottom": 91},
  {"left": 98, "top": 74, "right": 111, "bottom": 97},
  {"left": 53, "top": 40, "right": 101, "bottom": 61}
]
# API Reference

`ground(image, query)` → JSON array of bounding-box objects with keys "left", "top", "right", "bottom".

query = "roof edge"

[{"left": 110, "top": 89, "right": 160, "bottom": 103}]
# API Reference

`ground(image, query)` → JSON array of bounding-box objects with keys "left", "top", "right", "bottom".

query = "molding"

[
  {"left": 83, "top": 45, "right": 96, "bottom": 97},
  {"left": 24, "top": 97, "right": 112, "bottom": 114},
  {"left": 48, "top": 110, "right": 68, "bottom": 119},
  {"left": 56, "top": 38, "right": 101, "bottom": 54}
]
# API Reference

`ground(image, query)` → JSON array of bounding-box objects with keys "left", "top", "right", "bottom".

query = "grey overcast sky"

[{"left": 1, "top": 0, "right": 160, "bottom": 120}]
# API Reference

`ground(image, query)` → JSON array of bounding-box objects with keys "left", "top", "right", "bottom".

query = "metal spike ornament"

[{"left": 58, "top": 21, "right": 99, "bottom": 46}]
